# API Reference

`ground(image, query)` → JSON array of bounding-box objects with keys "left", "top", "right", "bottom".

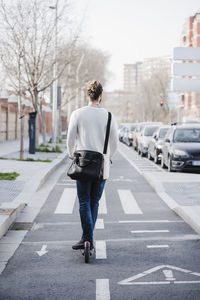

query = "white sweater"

[{"left": 67, "top": 105, "right": 118, "bottom": 179}]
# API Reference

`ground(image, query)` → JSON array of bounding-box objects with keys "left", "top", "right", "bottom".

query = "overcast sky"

[{"left": 74, "top": 0, "right": 200, "bottom": 91}]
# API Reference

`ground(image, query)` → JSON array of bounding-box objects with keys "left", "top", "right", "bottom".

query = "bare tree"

[
  {"left": 58, "top": 43, "right": 109, "bottom": 123},
  {"left": 133, "top": 66, "right": 170, "bottom": 123},
  {"left": 0, "top": 0, "right": 78, "bottom": 145}
]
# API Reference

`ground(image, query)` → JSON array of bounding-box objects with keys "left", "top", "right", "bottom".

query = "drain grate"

[{"left": 9, "top": 222, "right": 34, "bottom": 231}]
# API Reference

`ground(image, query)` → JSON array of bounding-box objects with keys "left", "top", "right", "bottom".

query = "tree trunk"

[
  {"left": 33, "top": 89, "right": 39, "bottom": 147},
  {"left": 39, "top": 102, "right": 46, "bottom": 144}
]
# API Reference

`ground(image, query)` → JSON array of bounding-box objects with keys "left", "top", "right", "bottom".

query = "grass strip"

[{"left": 0, "top": 172, "right": 20, "bottom": 180}]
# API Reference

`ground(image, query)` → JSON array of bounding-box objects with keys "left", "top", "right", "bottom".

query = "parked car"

[
  {"left": 123, "top": 123, "right": 138, "bottom": 146},
  {"left": 148, "top": 126, "right": 170, "bottom": 163},
  {"left": 118, "top": 126, "right": 126, "bottom": 141},
  {"left": 133, "top": 122, "right": 162, "bottom": 151},
  {"left": 161, "top": 124, "right": 200, "bottom": 172},
  {"left": 138, "top": 125, "right": 160, "bottom": 157},
  {"left": 132, "top": 123, "right": 147, "bottom": 151}
]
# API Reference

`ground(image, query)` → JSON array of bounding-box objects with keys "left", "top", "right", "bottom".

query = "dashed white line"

[
  {"left": 147, "top": 245, "right": 169, "bottom": 248},
  {"left": 96, "top": 240, "right": 107, "bottom": 259},
  {"left": 131, "top": 230, "right": 169, "bottom": 233},
  {"left": 96, "top": 279, "right": 110, "bottom": 300},
  {"left": 118, "top": 189, "right": 143, "bottom": 214},
  {"left": 54, "top": 188, "right": 76, "bottom": 214},
  {"left": 95, "top": 219, "right": 104, "bottom": 229},
  {"left": 119, "top": 220, "right": 183, "bottom": 223},
  {"left": 99, "top": 191, "right": 107, "bottom": 214}
]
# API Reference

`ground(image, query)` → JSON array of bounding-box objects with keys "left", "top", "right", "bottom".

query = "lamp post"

[{"left": 49, "top": 3, "right": 58, "bottom": 145}]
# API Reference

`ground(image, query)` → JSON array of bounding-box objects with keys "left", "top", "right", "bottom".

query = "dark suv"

[{"left": 161, "top": 124, "right": 200, "bottom": 172}]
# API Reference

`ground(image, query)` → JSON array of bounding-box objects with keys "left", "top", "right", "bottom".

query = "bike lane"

[{"left": 0, "top": 152, "right": 199, "bottom": 299}]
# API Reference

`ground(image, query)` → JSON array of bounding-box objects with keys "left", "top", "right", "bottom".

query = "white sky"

[{"left": 74, "top": 0, "right": 200, "bottom": 91}]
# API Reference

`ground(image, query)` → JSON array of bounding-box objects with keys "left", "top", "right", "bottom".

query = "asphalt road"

[{"left": 0, "top": 149, "right": 200, "bottom": 300}]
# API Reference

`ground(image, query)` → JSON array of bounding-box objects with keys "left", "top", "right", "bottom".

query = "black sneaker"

[{"left": 72, "top": 237, "right": 84, "bottom": 250}]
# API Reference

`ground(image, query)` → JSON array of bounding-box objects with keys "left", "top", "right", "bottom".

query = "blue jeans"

[{"left": 76, "top": 179, "right": 106, "bottom": 242}]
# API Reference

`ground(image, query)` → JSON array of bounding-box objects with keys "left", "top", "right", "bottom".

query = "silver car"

[{"left": 138, "top": 125, "right": 160, "bottom": 157}]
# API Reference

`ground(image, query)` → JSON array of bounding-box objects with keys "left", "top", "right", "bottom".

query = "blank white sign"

[
  {"left": 173, "top": 47, "right": 200, "bottom": 61},
  {"left": 173, "top": 63, "right": 200, "bottom": 76},
  {"left": 172, "top": 78, "right": 200, "bottom": 92}
]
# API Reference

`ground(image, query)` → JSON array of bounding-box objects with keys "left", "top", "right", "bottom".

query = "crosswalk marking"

[
  {"left": 95, "top": 219, "right": 104, "bottom": 229},
  {"left": 96, "top": 279, "right": 110, "bottom": 300},
  {"left": 99, "top": 191, "right": 107, "bottom": 214},
  {"left": 96, "top": 240, "right": 107, "bottom": 259},
  {"left": 118, "top": 189, "right": 143, "bottom": 214},
  {"left": 54, "top": 188, "right": 76, "bottom": 214}
]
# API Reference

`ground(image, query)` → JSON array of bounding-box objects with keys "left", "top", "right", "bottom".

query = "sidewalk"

[
  {"left": 119, "top": 142, "right": 200, "bottom": 236},
  {"left": 0, "top": 136, "right": 68, "bottom": 239}
]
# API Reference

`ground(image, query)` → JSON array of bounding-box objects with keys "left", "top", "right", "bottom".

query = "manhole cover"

[{"left": 9, "top": 222, "right": 34, "bottom": 231}]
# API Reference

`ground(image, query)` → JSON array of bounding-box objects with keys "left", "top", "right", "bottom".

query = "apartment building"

[
  {"left": 123, "top": 62, "right": 142, "bottom": 92},
  {"left": 180, "top": 9, "right": 200, "bottom": 121},
  {"left": 142, "top": 55, "right": 171, "bottom": 80}
]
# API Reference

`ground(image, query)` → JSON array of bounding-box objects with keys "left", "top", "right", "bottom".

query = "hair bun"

[{"left": 87, "top": 80, "right": 103, "bottom": 101}]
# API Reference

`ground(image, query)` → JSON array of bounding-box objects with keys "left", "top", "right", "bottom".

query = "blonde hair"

[{"left": 87, "top": 80, "right": 103, "bottom": 101}]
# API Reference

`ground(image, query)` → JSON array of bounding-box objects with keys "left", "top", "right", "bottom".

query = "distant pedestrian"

[{"left": 67, "top": 80, "right": 118, "bottom": 250}]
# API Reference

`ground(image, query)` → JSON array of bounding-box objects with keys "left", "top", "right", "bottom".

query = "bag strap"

[{"left": 103, "top": 112, "right": 112, "bottom": 154}]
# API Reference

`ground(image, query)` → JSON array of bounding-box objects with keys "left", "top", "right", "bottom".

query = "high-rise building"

[
  {"left": 180, "top": 9, "right": 200, "bottom": 121},
  {"left": 123, "top": 62, "right": 142, "bottom": 92},
  {"left": 142, "top": 56, "right": 171, "bottom": 80}
]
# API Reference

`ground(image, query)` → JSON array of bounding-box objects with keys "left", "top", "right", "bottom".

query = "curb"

[
  {"left": 0, "top": 151, "right": 68, "bottom": 239},
  {"left": 0, "top": 203, "right": 26, "bottom": 239},
  {"left": 143, "top": 171, "right": 200, "bottom": 236}
]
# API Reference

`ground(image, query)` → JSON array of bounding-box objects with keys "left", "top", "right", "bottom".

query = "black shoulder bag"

[{"left": 67, "top": 112, "right": 112, "bottom": 181}]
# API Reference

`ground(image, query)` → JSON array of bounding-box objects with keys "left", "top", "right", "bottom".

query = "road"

[{"left": 0, "top": 146, "right": 200, "bottom": 299}]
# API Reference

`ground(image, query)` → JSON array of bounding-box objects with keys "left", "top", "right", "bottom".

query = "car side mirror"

[{"left": 165, "top": 138, "right": 170, "bottom": 143}]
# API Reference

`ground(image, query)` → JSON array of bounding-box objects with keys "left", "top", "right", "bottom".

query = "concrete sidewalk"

[{"left": 0, "top": 137, "right": 68, "bottom": 239}]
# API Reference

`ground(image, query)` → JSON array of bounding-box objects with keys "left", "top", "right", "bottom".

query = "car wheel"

[
  {"left": 168, "top": 156, "right": 175, "bottom": 172},
  {"left": 154, "top": 151, "right": 158, "bottom": 164},
  {"left": 147, "top": 151, "right": 152, "bottom": 160},
  {"left": 128, "top": 139, "right": 132, "bottom": 147},
  {"left": 140, "top": 150, "right": 145, "bottom": 157},
  {"left": 161, "top": 156, "right": 167, "bottom": 169}
]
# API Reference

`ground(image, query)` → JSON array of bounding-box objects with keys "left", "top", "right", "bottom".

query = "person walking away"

[{"left": 67, "top": 80, "right": 118, "bottom": 250}]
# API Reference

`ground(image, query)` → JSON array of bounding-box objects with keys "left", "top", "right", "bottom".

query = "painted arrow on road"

[{"left": 36, "top": 245, "right": 48, "bottom": 257}]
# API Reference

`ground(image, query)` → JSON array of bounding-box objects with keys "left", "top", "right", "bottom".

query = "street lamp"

[{"left": 49, "top": 3, "right": 58, "bottom": 145}]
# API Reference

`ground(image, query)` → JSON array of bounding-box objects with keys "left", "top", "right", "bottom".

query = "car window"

[
  {"left": 173, "top": 128, "right": 200, "bottom": 143},
  {"left": 131, "top": 125, "right": 137, "bottom": 131},
  {"left": 159, "top": 128, "right": 169, "bottom": 139},
  {"left": 144, "top": 126, "right": 159, "bottom": 136}
]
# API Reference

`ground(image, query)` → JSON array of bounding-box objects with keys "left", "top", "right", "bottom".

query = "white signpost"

[{"left": 172, "top": 47, "right": 200, "bottom": 92}]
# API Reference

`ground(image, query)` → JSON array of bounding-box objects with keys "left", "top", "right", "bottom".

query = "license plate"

[{"left": 192, "top": 161, "right": 200, "bottom": 166}]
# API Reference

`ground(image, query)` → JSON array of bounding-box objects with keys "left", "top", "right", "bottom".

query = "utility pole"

[
  {"left": 18, "top": 53, "right": 24, "bottom": 160},
  {"left": 49, "top": 2, "right": 58, "bottom": 145}
]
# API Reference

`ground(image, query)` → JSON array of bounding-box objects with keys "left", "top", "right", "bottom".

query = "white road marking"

[
  {"left": 147, "top": 245, "right": 169, "bottom": 248},
  {"left": 118, "top": 189, "right": 143, "bottom": 214},
  {"left": 119, "top": 220, "right": 183, "bottom": 223},
  {"left": 96, "top": 240, "right": 107, "bottom": 259},
  {"left": 96, "top": 279, "right": 110, "bottom": 300},
  {"left": 118, "top": 265, "right": 200, "bottom": 285},
  {"left": 54, "top": 188, "right": 76, "bottom": 214},
  {"left": 99, "top": 191, "right": 107, "bottom": 214},
  {"left": 131, "top": 230, "right": 169, "bottom": 233},
  {"left": 95, "top": 219, "right": 104, "bottom": 229},
  {"left": 36, "top": 245, "right": 48, "bottom": 257}
]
